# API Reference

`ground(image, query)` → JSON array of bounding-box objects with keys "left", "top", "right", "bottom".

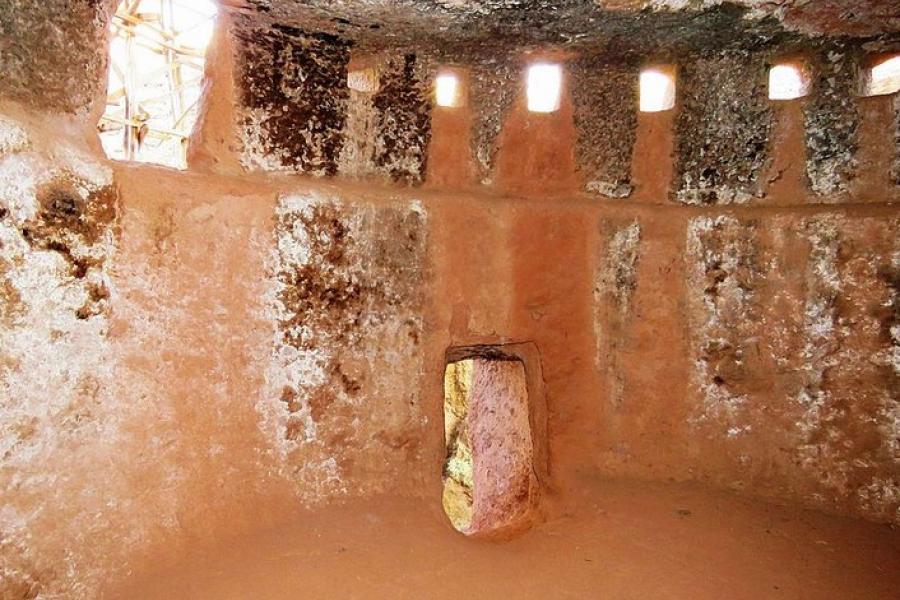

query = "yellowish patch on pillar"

[{"left": 442, "top": 359, "right": 474, "bottom": 532}]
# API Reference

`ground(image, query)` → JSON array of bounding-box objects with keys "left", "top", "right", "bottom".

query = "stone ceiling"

[{"left": 225, "top": 1, "right": 900, "bottom": 53}]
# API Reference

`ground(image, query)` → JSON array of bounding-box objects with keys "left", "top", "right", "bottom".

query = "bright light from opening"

[
  {"left": 527, "top": 64, "right": 562, "bottom": 113},
  {"left": 435, "top": 73, "right": 461, "bottom": 108},
  {"left": 864, "top": 55, "right": 900, "bottom": 97},
  {"left": 768, "top": 64, "right": 810, "bottom": 100},
  {"left": 98, "top": 0, "right": 218, "bottom": 169},
  {"left": 640, "top": 67, "right": 675, "bottom": 112}
]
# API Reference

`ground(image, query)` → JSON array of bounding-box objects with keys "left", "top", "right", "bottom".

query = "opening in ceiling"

[{"left": 98, "top": 0, "right": 218, "bottom": 169}]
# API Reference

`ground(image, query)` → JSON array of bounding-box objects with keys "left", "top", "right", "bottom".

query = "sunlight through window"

[
  {"left": 640, "top": 67, "right": 676, "bottom": 112},
  {"left": 98, "top": 0, "right": 218, "bottom": 169},
  {"left": 527, "top": 64, "right": 562, "bottom": 113},
  {"left": 863, "top": 55, "right": 900, "bottom": 97},
  {"left": 435, "top": 72, "right": 462, "bottom": 108},
  {"left": 768, "top": 64, "right": 810, "bottom": 100}
]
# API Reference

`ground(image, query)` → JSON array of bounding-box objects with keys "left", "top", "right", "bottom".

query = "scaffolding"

[{"left": 98, "top": 0, "right": 217, "bottom": 169}]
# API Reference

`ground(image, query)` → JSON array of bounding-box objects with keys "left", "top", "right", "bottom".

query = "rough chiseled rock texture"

[
  {"left": 262, "top": 194, "right": 428, "bottom": 497},
  {"left": 572, "top": 59, "right": 638, "bottom": 198},
  {"left": 338, "top": 70, "right": 381, "bottom": 179},
  {"left": 234, "top": 26, "right": 432, "bottom": 185},
  {"left": 685, "top": 214, "right": 900, "bottom": 523},
  {"left": 594, "top": 219, "right": 642, "bottom": 409},
  {"left": 0, "top": 116, "right": 121, "bottom": 598},
  {"left": 235, "top": 22, "right": 351, "bottom": 174},
  {"left": 674, "top": 50, "right": 773, "bottom": 204},
  {"left": 238, "top": 1, "right": 898, "bottom": 53},
  {"left": 804, "top": 44, "right": 860, "bottom": 198},
  {"left": 0, "top": 0, "right": 116, "bottom": 113}
]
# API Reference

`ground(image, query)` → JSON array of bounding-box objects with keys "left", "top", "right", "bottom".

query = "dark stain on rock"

[
  {"left": 276, "top": 201, "right": 424, "bottom": 351},
  {"left": 280, "top": 386, "right": 301, "bottom": 413},
  {"left": 75, "top": 282, "right": 109, "bottom": 320},
  {"left": 330, "top": 362, "right": 362, "bottom": 396},
  {"left": 19, "top": 177, "right": 117, "bottom": 282},
  {"left": 674, "top": 49, "right": 773, "bottom": 205},
  {"left": 307, "top": 387, "right": 336, "bottom": 423},
  {"left": 235, "top": 21, "right": 351, "bottom": 175},
  {"left": 0, "top": 262, "right": 23, "bottom": 325},
  {"left": 371, "top": 53, "right": 432, "bottom": 185},
  {"left": 284, "top": 417, "right": 304, "bottom": 441},
  {"left": 34, "top": 181, "right": 116, "bottom": 246},
  {"left": 691, "top": 217, "right": 765, "bottom": 396}
]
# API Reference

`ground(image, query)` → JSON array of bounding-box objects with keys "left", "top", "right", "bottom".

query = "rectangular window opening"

[
  {"left": 98, "top": 0, "right": 218, "bottom": 169},
  {"left": 527, "top": 63, "right": 563, "bottom": 113},
  {"left": 768, "top": 62, "right": 811, "bottom": 100},
  {"left": 862, "top": 54, "right": 900, "bottom": 97},
  {"left": 435, "top": 72, "right": 462, "bottom": 108},
  {"left": 640, "top": 66, "right": 676, "bottom": 112}
]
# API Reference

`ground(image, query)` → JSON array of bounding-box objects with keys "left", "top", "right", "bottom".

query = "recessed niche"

[
  {"left": 435, "top": 72, "right": 462, "bottom": 108},
  {"left": 442, "top": 351, "right": 540, "bottom": 539},
  {"left": 348, "top": 67, "right": 380, "bottom": 93},
  {"left": 97, "top": 0, "right": 218, "bottom": 169},
  {"left": 768, "top": 63, "right": 811, "bottom": 100},
  {"left": 861, "top": 54, "right": 900, "bottom": 97},
  {"left": 639, "top": 66, "right": 676, "bottom": 112},
  {"left": 527, "top": 63, "right": 563, "bottom": 113}
]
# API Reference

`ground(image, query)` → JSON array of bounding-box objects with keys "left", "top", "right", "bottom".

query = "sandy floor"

[{"left": 108, "top": 478, "right": 899, "bottom": 599}]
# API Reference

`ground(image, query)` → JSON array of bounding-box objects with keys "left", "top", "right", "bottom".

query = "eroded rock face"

[
  {"left": 371, "top": 54, "right": 433, "bottom": 184},
  {"left": 469, "top": 59, "right": 519, "bottom": 185},
  {"left": 238, "top": 1, "right": 899, "bottom": 53},
  {"left": 572, "top": 59, "right": 638, "bottom": 198},
  {"left": 0, "top": 116, "right": 120, "bottom": 598},
  {"left": 684, "top": 214, "right": 900, "bottom": 523},
  {"left": 594, "top": 220, "right": 642, "bottom": 409},
  {"left": 674, "top": 50, "right": 772, "bottom": 205},
  {"left": 262, "top": 193, "right": 428, "bottom": 499},
  {"left": 893, "top": 93, "right": 900, "bottom": 186},
  {"left": 804, "top": 43, "right": 861, "bottom": 198},
  {"left": 0, "top": 0, "right": 117, "bottom": 113}
]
